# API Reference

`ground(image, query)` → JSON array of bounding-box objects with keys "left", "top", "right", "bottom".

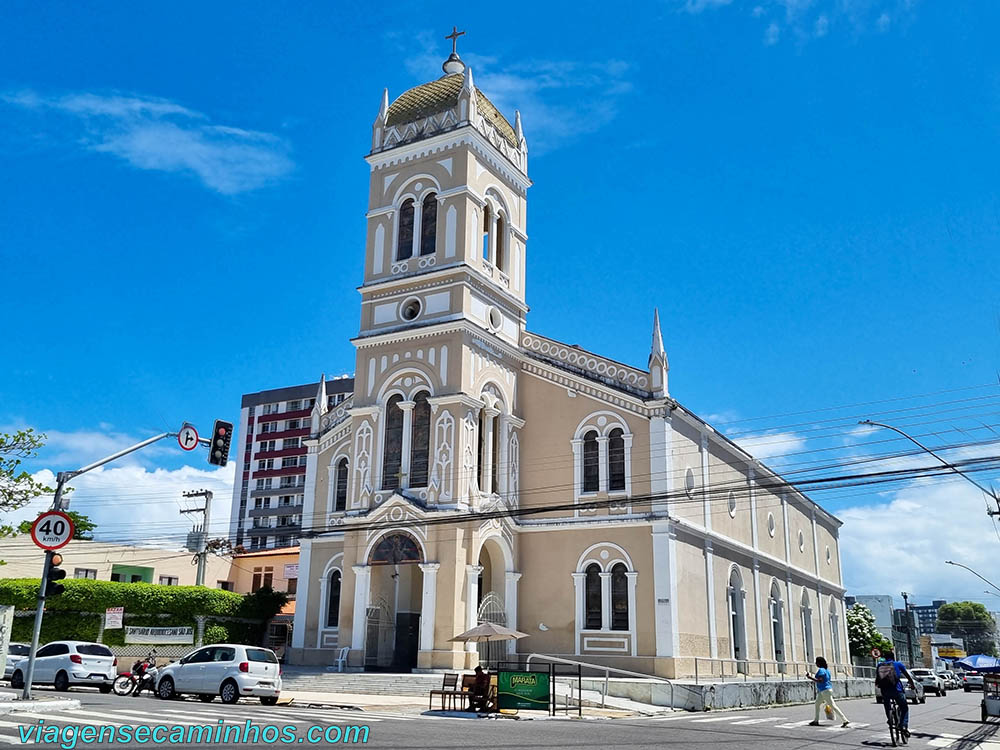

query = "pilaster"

[
  {"left": 291, "top": 538, "right": 312, "bottom": 650},
  {"left": 418, "top": 563, "right": 440, "bottom": 652},
  {"left": 351, "top": 565, "right": 371, "bottom": 651}
]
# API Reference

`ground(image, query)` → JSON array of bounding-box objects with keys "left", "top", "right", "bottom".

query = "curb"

[{"left": 0, "top": 698, "right": 81, "bottom": 716}]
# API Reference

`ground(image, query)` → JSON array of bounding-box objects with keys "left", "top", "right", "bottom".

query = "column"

[
  {"left": 481, "top": 408, "right": 498, "bottom": 495},
  {"left": 418, "top": 563, "right": 440, "bottom": 653},
  {"left": 786, "top": 578, "right": 798, "bottom": 663},
  {"left": 326, "top": 465, "right": 336, "bottom": 515},
  {"left": 466, "top": 565, "right": 483, "bottom": 654},
  {"left": 700, "top": 432, "right": 711, "bottom": 530},
  {"left": 315, "top": 572, "right": 328, "bottom": 649},
  {"left": 705, "top": 540, "right": 718, "bottom": 658},
  {"left": 497, "top": 417, "right": 509, "bottom": 498},
  {"left": 626, "top": 571, "right": 639, "bottom": 657},
  {"left": 411, "top": 199, "right": 423, "bottom": 259},
  {"left": 488, "top": 213, "right": 498, "bottom": 266},
  {"left": 748, "top": 464, "right": 759, "bottom": 550},
  {"left": 648, "top": 413, "right": 673, "bottom": 515},
  {"left": 816, "top": 584, "right": 827, "bottom": 657},
  {"left": 291, "top": 539, "right": 312, "bottom": 649},
  {"left": 752, "top": 560, "right": 764, "bottom": 661},
  {"left": 781, "top": 491, "right": 791, "bottom": 561},
  {"left": 599, "top": 571, "right": 612, "bottom": 631},
  {"left": 572, "top": 572, "right": 586, "bottom": 655},
  {"left": 597, "top": 436, "right": 609, "bottom": 493},
  {"left": 623, "top": 434, "right": 634, "bottom": 499},
  {"left": 351, "top": 565, "right": 371, "bottom": 652},
  {"left": 651, "top": 522, "right": 679, "bottom": 657},
  {"left": 505, "top": 572, "right": 522, "bottom": 655},
  {"left": 398, "top": 400, "right": 415, "bottom": 489}
]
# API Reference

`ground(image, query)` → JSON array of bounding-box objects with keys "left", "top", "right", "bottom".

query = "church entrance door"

[{"left": 365, "top": 532, "right": 424, "bottom": 672}]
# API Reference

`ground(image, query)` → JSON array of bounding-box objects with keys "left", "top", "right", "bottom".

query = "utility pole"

[
  {"left": 902, "top": 592, "right": 915, "bottom": 665},
  {"left": 181, "top": 490, "right": 213, "bottom": 586}
]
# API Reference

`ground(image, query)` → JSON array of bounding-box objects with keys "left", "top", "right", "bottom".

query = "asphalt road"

[{"left": 1, "top": 685, "right": 997, "bottom": 749}]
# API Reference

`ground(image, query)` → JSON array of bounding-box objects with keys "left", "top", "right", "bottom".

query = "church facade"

[{"left": 287, "top": 44, "right": 848, "bottom": 679}]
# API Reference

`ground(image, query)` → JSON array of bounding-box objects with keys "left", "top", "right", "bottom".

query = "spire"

[
  {"left": 462, "top": 64, "right": 475, "bottom": 93},
  {"left": 514, "top": 110, "right": 524, "bottom": 143},
  {"left": 376, "top": 88, "right": 388, "bottom": 123},
  {"left": 372, "top": 88, "right": 389, "bottom": 150},
  {"left": 311, "top": 373, "right": 328, "bottom": 433},
  {"left": 459, "top": 66, "right": 477, "bottom": 122},
  {"left": 443, "top": 26, "right": 467, "bottom": 75},
  {"left": 649, "top": 309, "right": 669, "bottom": 398}
]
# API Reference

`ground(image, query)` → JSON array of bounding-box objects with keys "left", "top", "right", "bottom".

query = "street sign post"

[
  {"left": 29, "top": 511, "right": 75, "bottom": 551},
  {"left": 871, "top": 647, "right": 882, "bottom": 659},
  {"left": 177, "top": 425, "right": 199, "bottom": 451}
]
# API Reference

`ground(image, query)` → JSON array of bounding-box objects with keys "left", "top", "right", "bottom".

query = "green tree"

[
  {"left": 937, "top": 601, "right": 998, "bottom": 656},
  {"left": 0, "top": 429, "right": 52, "bottom": 563},
  {"left": 18, "top": 510, "right": 96, "bottom": 540}
]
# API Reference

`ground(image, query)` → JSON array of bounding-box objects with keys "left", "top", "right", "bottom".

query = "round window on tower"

[
  {"left": 767, "top": 512, "right": 776, "bottom": 537},
  {"left": 399, "top": 297, "right": 422, "bottom": 322},
  {"left": 488, "top": 306, "right": 503, "bottom": 331}
]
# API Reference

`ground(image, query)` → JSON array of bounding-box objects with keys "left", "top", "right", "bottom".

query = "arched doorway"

[
  {"left": 365, "top": 532, "right": 423, "bottom": 672},
  {"left": 770, "top": 580, "right": 786, "bottom": 673},
  {"left": 476, "top": 536, "right": 512, "bottom": 668},
  {"left": 728, "top": 567, "right": 748, "bottom": 675}
]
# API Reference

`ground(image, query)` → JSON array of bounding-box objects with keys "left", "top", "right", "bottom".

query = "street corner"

[{"left": 0, "top": 697, "right": 81, "bottom": 716}]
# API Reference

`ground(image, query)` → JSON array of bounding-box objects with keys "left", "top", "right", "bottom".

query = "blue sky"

[{"left": 2, "top": 1, "right": 1000, "bottom": 607}]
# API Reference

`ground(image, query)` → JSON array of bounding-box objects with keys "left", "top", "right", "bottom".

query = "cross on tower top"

[{"left": 445, "top": 26, "right": 465, "bottom": 56}]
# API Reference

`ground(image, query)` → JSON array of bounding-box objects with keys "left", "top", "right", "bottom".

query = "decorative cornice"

[{"left": 522, "top": 332, "right": 649, "bottom": 395}]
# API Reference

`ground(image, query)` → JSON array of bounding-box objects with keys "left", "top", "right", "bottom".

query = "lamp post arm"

[{"left": 945, "top": 560, "right": 1000, "bottom": 597}]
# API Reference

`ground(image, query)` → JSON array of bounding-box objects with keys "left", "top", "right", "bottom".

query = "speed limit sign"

[{"left": 30, "top": 510, "right": 75, "bottom": 551}]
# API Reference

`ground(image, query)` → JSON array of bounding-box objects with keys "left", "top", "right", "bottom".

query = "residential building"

[
  {"left": 912, "top": 599, "right": 947, "bottom": 635},
  {"left": 229, "top": 378, "right": 353, "bottom": 550},
  {"left": 280, "top": 40, "right": 849, "bottom": 678}
]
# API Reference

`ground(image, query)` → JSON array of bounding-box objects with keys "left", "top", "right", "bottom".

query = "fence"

[{"left": 692, "top": 657, "right": 876, "bottom": 684}]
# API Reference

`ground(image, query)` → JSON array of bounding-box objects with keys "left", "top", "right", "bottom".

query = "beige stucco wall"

[{"left": 230, "top": 548, "right": 299, "bottom": 595}]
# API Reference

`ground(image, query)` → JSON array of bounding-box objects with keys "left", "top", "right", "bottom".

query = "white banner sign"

[
  {"left": 125, "top": 626, "right": 194, "bottom": 644},
  {"left": 283, "top": 564, "right": 298, "bottom": 579},
  {"left": 105, "top": 607, "right": 124, "bottom": 630}
]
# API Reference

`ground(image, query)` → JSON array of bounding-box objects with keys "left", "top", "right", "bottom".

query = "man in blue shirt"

[{"left": 876, "top": 650, "right": 917, "bottom": 737}]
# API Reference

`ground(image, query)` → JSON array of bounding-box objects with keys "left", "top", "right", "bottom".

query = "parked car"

[
  {"left": 941, "top": 671, "right": 960, "bottom": 690},
  {"left": 911, "top": 668, "right": 947, "bottom": 696},
  {"left": 3, "top": 642, "right": 30, "bottom": 681},
  {"left": 964, "top": 671, "right": 985, "bottom": 691},
  {"left": 9, "top": 641, "right": 115, "bottom": 692},
  {"left": 155, "top": 644, "right": 281, "bottom": 705}
]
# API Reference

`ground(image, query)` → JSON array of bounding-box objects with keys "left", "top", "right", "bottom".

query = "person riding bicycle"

[{"left": 876, "top": 650, "right": 917, "bottom": 738}]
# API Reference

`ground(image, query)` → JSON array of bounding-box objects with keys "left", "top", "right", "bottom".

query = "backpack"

[{"left": 876, "top": 662, "right": 899, "bottom": 689}]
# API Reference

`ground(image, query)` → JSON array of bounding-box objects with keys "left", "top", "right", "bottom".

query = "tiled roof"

[{"left": 386, "top": 74, "right": 518, "bottom": 148}]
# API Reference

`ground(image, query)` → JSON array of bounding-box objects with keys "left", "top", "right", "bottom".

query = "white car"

[
  {"left": 963, "top": 671, "right": 985, "bottom": 691},
  {"left": 911, "top": 668, "right": 947, "bottom": 696},
  {"left": 9, "top": 641, "right": 115, "bottom": 692},
  {"left": 155, "top": 644, "right": 281, "bottom": 705},
  {"left": 4, "top": 643, "right": 30, "bottom": 680}
]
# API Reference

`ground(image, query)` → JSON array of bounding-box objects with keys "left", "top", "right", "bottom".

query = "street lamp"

[
  {"left": 944, "top": 560, "right": 1000, "bottom": 597},
  {"left": 858, "top": 420, "right": 1000, "bottom": 514}
]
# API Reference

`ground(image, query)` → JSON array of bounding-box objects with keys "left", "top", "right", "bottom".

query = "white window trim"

[
  {"left": 572, "top": 413, "right": 633, "bottom": 515},
  {"left": 573, "top": 543, "right": 638, "bottom": 656}
]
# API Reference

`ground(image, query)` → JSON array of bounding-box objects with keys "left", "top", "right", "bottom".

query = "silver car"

[
  {"left": 963, "top": 671, "right": 985, "bottom": 691},
  {"left": 3, "top": 643, "right": 30, "bottom": 680},
  {"left": 911, "top": 668, "right": 947, "bottom": 696}
]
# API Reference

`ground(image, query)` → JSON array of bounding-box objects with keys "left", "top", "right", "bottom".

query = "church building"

[{"left": 287, "top": 36, "right": 848, "bottom": 679}]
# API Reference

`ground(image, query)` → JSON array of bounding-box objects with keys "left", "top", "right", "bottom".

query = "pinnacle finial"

[
  {"left": 377, "top": 88, "right": 388, "bottom": 121},
  {"left": 515, "top": 110, "right": 524, "bottom": 142},
  {"left": 442, "top": 26, "right": 467, "bottom": 75},
  {"left": 651, "top": 308, "right": 665, "bottom": 358}
]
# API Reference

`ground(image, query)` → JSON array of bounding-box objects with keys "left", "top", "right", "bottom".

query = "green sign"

[{"left": 498, "top": 670, "right": 550, "bottom": 710}]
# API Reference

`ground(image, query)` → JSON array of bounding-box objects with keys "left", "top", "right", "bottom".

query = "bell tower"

[{"left": 347, "top": 32, "right": 530, "bottom": 513}]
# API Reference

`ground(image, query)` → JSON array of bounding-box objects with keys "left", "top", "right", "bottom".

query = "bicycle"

[{"left": 887, "top": 696, "right": 908, "bottom": 747}]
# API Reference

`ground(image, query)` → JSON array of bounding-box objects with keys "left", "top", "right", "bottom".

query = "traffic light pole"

[{"left": 19, "top": 428, "right": 211, "bottom": 701}]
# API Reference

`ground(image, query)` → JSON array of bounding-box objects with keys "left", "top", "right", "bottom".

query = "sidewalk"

[{"left": 281, "top": 689, "right": 425, "bottom": 711}]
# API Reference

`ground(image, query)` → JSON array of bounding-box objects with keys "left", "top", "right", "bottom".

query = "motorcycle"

[{"left": 112, "top": 651, "right": 158, "bottom": 697}]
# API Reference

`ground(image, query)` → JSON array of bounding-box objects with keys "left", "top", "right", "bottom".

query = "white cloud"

[
  {"left": 391, "top": 33, "right": 632, "bottom": 155},
  {"left": 764, "top": 22, "right": 782, "bottom": 45},
  {"left": 815, "top": 13, "right": 830, "bottom": 36},
  {"left": 735, "top": 430, "right": 808, "bottom": 460},
  {"left": 1, "top": 90, "right": 293, "bottom": 195},
  {"left": 877, "top": 12, "right": 892, "bottom": 31},
  {"left": 3, "top": 463, "right": 235, "bottom": 547}
]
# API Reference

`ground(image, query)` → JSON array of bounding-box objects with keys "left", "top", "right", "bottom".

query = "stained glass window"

[
  {"left": 608, "top": 428, "right": 625, "bottom": 492},
  {"left": 382, "top": 394, "right": 403, "bottom": 489},
  {"left": 420, "top": 193, "right": 437, "bottom": 256},
  {"left": 585, "top": 564, "right": 602, "bottom": 629},
  {"left": 326, "top": 570, "right": 341, "bottom": 627},
  {"left": 370, "top": 533, "right": 421, "bottom": 565},
  {"left": 397, "top": 199, "right": 414, "bottom": 260},
  {"left": 334, "top": 457, "right": 348, "bottom": 512},
  {"left": 410, "top": 391, "right": 431, "bottom": 487},
  {"left": 582, "top": 430, "right": 599, "bottom": 493},
  {"left": 611, "top": 563, "right": 629, "bottom": 630}
]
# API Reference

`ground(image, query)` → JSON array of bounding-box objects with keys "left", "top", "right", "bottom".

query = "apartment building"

[{"left": 230, "top": 377, "right": 353, "bottom": 550}]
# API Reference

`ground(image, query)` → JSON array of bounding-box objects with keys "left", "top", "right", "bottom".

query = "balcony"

[
  {"left": 255, "top": 446, "right": 308, "bottom": 460},
  {"left": 250, "top": 486, "right": 303, "bottom": 497},
  {"left": 249, "top": 504, "right": 304, "bottom": 519},
  {"left": 256, "top": 407, "right": 312, "bottom": 424},
  {"left": 255, "top": 427, "right": 311, "bottom": 442},
  {"left": 252, "top": 466, "right": 306, "bottom": 479}
]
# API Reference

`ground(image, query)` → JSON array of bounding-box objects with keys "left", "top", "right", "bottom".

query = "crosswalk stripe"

[
  {"left": 0, "top": 734, "right": 31, "bottom": 746},
  {"left": 732, "top": 718, "right": 786, "bottom": 725},
  {"left": 691, "top": 716, "right": 736, "bottom": 723}
]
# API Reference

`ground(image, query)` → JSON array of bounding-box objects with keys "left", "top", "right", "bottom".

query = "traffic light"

[
  {"left": 46, "top": 552, "right": 66, "bottom": 597},
  {"left": 208, "top": 420, "right": 233, "bottom": 467}
]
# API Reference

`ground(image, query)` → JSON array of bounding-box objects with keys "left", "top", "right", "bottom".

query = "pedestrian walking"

[{"left": 808, "top": 656, "right": 850, "bottom": 727}]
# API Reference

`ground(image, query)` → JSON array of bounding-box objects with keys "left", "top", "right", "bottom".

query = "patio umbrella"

[
  {"left": 957, "top": 655, "right": 1000, "bottom": 673},
  {"left": 449, "top": 622, "right": 530, "bottom": 642}
]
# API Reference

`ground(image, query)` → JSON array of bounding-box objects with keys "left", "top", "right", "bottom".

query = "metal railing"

[
  {"left": 525, "top": 653, "right": 674, "bottom": 710},
  {"left": 692, "top": 657, "right": 876, "bottom": 684}
]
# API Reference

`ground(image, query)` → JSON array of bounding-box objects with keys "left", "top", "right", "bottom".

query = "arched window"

[
  {"left": 478, "top": 409, "right": 487, "bottom": 491},
  {"left": 585, "top": 564, "right": 602, "bottom": 630},
  {"left": 491, "top": 410, "right": 500, "bottom": 493},
  {"left": 482, "top": 205, "right": 492, "bottom": 260},
  {"left": 334, "top": 457, "right": 348, "bottom": 512},
  {"left": 495, "top": 213, "right": 506, "bottom": 271},
  {"left": 396, "top": 199, "right": 414, "bottom": 260},
  {"left": 382, "top": 394, "right": 404, "bottom": 489},
  {"left": 610, "top": 563, "right": 629, "bottom": 631},
  {"left": 582, "top": 430, "right": 599, "bottom": 493},
  {"left": 420, "top": 193, "right": 437, "bottom": 256},
  {"left": 410, "top": 391, "right": 431, "bottom": 487},
  {"left": 608, "top": 428, "right": 625, "bottom": 492},
  {"left": 326, "top": 570, "right": 341, "bottom": 627}
]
